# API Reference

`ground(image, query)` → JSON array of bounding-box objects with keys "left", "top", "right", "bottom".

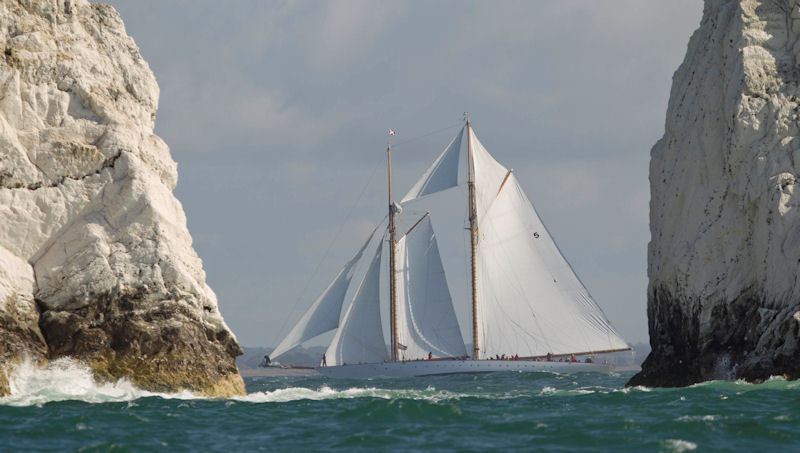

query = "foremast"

[
  {"left": 466, "top": 118, "right": 480, "bottom": 360},
  {"left": 387, "top": 145, "right": 399, "bottom": 362}
]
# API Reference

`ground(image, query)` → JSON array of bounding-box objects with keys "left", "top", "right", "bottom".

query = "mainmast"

[
  {"left": 466, "top": 117, "right": 480, "bottom": 360},
  {"left": 387, "top": 145, "right": 399, "bottom": 362}
]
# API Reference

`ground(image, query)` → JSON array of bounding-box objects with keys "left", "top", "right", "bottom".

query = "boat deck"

[{"left": 317, "top": 359, "right": 612, "bottom": 379}]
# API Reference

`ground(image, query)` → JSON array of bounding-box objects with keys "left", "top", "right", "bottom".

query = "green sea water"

[{"left": 1, "top": 359, "right": 798, "bottom": 451}]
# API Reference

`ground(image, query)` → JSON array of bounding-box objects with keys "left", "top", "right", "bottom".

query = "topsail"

[{"left": 401, "top": 128, "right": 463, "bottom": 203}]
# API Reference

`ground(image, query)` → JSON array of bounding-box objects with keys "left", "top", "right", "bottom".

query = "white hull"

[{"left": 316, "top": 359, "right": 612, "bottom": 379}]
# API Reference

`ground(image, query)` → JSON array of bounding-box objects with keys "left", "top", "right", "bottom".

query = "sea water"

[{"left": 1, "top": 358, "right": 798, "bottom": 451}]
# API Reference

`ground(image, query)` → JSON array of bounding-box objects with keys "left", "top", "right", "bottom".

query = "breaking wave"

[
  {"left": 0, "top": 358, "right": 200, "bottom": 407},
  {"left": 3, "top": 358, "right": 798, "bottom": 409}
]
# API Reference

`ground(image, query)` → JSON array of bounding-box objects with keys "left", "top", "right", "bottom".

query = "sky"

[{"left": 100, "top": 0, "right": 703, "bottom": 348}]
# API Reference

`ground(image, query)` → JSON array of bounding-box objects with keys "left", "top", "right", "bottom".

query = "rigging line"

[
  {"left": 390, "top": 121, "right": 462, "bottom": 148},
  {"left": 270, "top": 152, "right": 385, "bottom": 349}
]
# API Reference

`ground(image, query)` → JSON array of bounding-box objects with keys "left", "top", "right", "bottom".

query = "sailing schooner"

[{"left": 270, "top": 120, "right": 630, "bottom": 378}]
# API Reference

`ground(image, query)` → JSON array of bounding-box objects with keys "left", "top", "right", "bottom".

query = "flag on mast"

[{"left": 388, "top": 129, "right": 396, "bottom": 136}]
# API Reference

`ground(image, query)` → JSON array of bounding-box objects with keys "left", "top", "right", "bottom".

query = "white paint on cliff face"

[
  {"left": 647, "top": 0, "right": 800, "bottom": 376},
  {"left": 0, "top": 0, "right": 235, "bottom": 341}
]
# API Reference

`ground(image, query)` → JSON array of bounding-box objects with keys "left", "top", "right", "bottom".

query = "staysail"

[
  {"left": 270, "top": 227, "right": 379, "bottom": 360},
  {"left": 395, "top": 215, "right": 467, "bottom": 360},
  {"left": 326, "top": 240, "right": 389, "bottom": 366}
]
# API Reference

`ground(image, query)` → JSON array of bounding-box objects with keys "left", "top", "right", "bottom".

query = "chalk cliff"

[
  {"left": 0, "top": 0, "right": 244, "bottom": 396},
  {"left": 630, "top": 0, "right": 800, "bottom": 387}
]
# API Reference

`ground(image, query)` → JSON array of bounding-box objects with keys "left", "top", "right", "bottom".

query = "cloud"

[{"left": 305, "top": 0, "right": 405, "bottom": 70}]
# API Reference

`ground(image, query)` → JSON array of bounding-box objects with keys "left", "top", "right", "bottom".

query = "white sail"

[
  {"left": 395, "top": 215, "right": 467, "bottom": 360},
  {"left": 401, "top": 127, "right": 464, "bottom": 203},
  {"left": 469, "top": 127, "right": 510, "bottom": 219},
  {"left": 326, "top": 241, "right": 388, "bottom": 366},
  {"left": 270, "top": 228, "right": 378, "bottom": 360},
  {"left": 474, "top": 173, "right": 629, "bottom": 358}
]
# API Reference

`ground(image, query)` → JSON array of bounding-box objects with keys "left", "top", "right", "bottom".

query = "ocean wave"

[
  {"left": 5, "top": 358, "right": 796, "bottom": 408},
  {"left": 686, "top": 375, "right": 800, "bottom": 391},
  {"left": 1, "top": 359, "right": 607, "bottom": 406},
  {"left": 0, "top": 358, "right": 199, "bottom": 407}
]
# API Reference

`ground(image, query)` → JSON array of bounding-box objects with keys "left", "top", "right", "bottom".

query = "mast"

[
  {"left": 387, "top": 145, "right": 399, "bottom": 362},
  {"left": 466, "top": 117, "right": 480, "bottom": 360}
]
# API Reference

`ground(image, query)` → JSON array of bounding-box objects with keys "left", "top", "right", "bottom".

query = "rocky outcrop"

[
  {"left": 0, "top": 0, "right": 244, "bottom": 396},
  {"left": 631, "top": 0, "right": 800, "bottom": 387}
]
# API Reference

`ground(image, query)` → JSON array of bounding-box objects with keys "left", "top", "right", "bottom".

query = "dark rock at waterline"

[{"left": 36, "top": 288, "right": 244, "bottom": 396}]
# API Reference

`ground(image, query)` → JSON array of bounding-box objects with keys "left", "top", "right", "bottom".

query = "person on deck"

[
  {"left": 546, "top": 352, "right": 553, "bottom": 361},
  {"left": 263, "top": 354, "right": 271, "bottom": 367},
  {"left": 428, "top": 352, "right": 433, "bottom": 360},
  {"left": 322, "top": 353, "right": 327, "bottom": 367}
]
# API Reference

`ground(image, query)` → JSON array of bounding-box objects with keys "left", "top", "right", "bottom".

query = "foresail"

[
  {"left": 401, "top": 127, "right": 464, "bottom": 203},
  {"left": 326, "top": 241, "right": 388, "bottom": 366},
  {"left": 475, "top": 174, "right": 629, "bottom": 358},
  {"left": 395, "top": 216, "right": 467, "bottom": 360},
  {"left": 271, "top": 227, "right": 379, "bottom": 360}
]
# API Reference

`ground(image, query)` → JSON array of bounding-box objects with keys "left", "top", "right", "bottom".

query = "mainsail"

[
  {"left": 474, "top": 172, "right": 629, "bottom": 357},
  {"left": 326, "top": 241, "right": 388, "bottom": 366},
  {"left": 465, "top": 126, "right": 628, "bottom": 358},
  {"left": 395, "top": 215, "right": 467, "bottom": 360}
]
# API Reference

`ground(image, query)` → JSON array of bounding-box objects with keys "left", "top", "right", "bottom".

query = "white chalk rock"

[
  {"left": 632, "top": 0, "right": 800, "bottom": 387},
  {"left": 0, "top": 0, "right": 243, "bottom": 396}
]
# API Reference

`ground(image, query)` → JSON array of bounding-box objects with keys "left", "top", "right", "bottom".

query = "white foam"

[
  {"left": 0, "top": 358, "right": 200, "bottom": 407},
  {"left": 233, "top": 385, "right": 467, "bottom": 404},
  {"left": 537, "top": 386, "right": 594, "bottom": 396},
  {"left": 675, "top": 414, "right": 719, "bottom": 422},
  {"left": 661, "top": 439, "right": 698, "bottom": 452}
]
